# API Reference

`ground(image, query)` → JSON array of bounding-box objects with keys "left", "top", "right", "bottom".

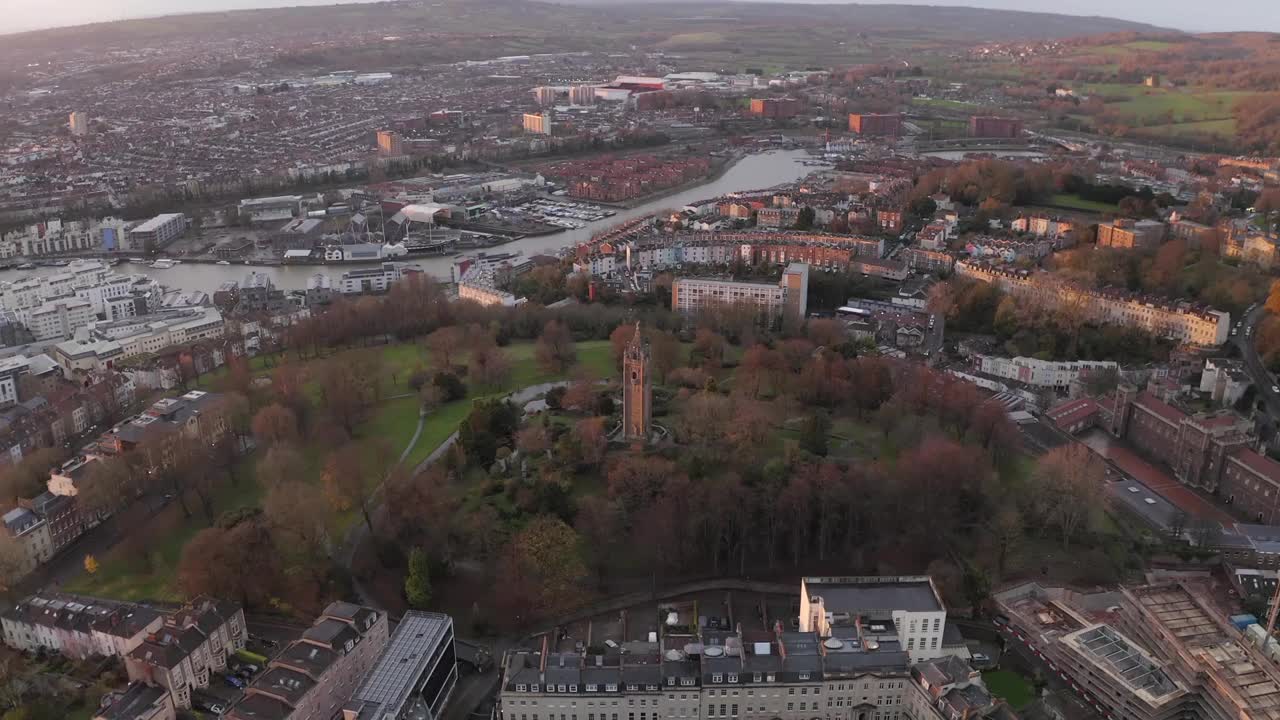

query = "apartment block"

[
  {"left": 967, "top": 116, "right": 1023, "bottom": 139},
  {"left": 956, "top": 262, "right": 1229, "bottom": 346},
  {"left": 973, "top": 355, "right": 1117, "bottom": 389},
  {"left": 672, "top": 263, "right": 808, "bottom": 328},
  {"left": 127, "top": 214, "right": 186, "bottom": 250},
  {"left": 749, "top": 98, "right": 802, "bottom": 119},
  {"left": 227, "top": 602, "right": 389, "bottom": 720},
  {"left": 1097, "top": 219, "right": 1165, "bottom": 250},
  {"left": 523, "top": 112, "right": 552, "bottom": 136},
  {"left": 20, "top": 298, "right": 96, "bottom": 341},
  {"left": 848, "top": 114, "right": 903, "bottom": 136}
]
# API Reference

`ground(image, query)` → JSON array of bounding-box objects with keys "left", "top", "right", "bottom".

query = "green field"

[
  {"left": 1078, "top": 83, "right": 1253, "bottom": 124},
  {"left": 66, "top": 339, "right": 614, "bottom": 602},
  {"left": 1044, "top": 194, "right": 1119, "bottom": 213},
  {"left": 982, "top": 670, "right": 1036, "bottom": 709}
]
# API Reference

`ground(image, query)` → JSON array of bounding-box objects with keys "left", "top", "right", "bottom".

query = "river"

[{"left": 0, "top": 150, "right": 820, "bottom": 294}]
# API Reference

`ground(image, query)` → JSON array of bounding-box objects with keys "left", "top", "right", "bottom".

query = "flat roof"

[
  {"left": 351, "top": 612, "right": 453, "bottom": 714},
  {"left": 131, "top": 213, "right": 185, "bottom": 233},
  {"left": 803, "top": 576, "right": 942, "bottom": 613}
]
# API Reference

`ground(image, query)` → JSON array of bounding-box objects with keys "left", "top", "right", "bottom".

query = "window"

[
  {"left": 559, "top": 686, "right": 568, "bottom": 693},
  {"left": 587, "top": 685, "right": 598, "bottom": 693},
  {"left": 606, "top": 685, "right": 618, "bottom": 693},
  {"left": 753, "top": 674, "right": 761, "bottom": 683},
  {"left": 518, "top": 685, "right": 529, "bottom": 693},
  {"left": 787, "top": 704, "right": 794, "bottom": 711},
  {"left": 713, "top": 674, "right": 724, "bottom": 684},
  {"left": 728, "top": 674, "right": 738, "bottom": 683},
  {"left": 731, "top": 706, "right": 737, "bottom": 717}
]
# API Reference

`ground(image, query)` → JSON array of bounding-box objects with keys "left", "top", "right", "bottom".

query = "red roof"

[
  {"left": 1134, "top": 392, "right": 1186, "bottom": 426},
  {"left": 1227, "top": 448, "right": 1280, "bottom": 486},
  {"left": 1046, "top": 398, "right": 1100, "bottom": 430}
]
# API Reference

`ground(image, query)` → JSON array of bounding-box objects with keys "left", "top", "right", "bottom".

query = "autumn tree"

[
  {"left": 264, "top": 479, "right": 331, "bottom": 562},
  {"left": 1031, "top": 444, "right": 1108, "bottom": 548},
  {"left": 177, "top": 514, "right": 277, "bottom": 608},
  {"left": 535, "top": 320, "right": 577, "bottom": 373},
  {"left": 257, "top": 442, "right": 306, "bottom": 485},
  {"left": 78, "top": 456, "right": 134, "bottom": 520},
  {"left": 573, "top": 417, "right": 608, "bottom": 467},
  {"left": 322, "top": 440, "right": 389, "bottom": 534},
  {"left": 251, "top": 404, "right": 300, "bottom": 448},
  {"left": 496, "top": 515, "right": 588, "bottom": 622},
  {"left": 316, "top": 360, "right": 376, "bottom": 435},
  {"left": 468, "top": 345, "right": 511, "bottom": 390}
]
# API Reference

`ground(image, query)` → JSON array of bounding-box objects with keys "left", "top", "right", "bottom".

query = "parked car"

[{"left": 222, "top": 674, "right": 245, "bottom": 689}]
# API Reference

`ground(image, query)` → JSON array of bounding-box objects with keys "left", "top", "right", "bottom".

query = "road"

[{"left": 1231, "top": 305, "right": 1280, "bottom": 419}]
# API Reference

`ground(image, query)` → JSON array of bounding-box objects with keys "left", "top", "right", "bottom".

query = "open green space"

[
  {"left": 1043, "top": 193, "right": 1119, "bottom": 213},
  {"left": 65, "top": 339, "right": 614, "bottom": 602},
  {"left": 982, "top": 670, "right": 1036, "bottom": 709}
]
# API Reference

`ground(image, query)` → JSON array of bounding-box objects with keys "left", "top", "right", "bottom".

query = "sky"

[{"left": 3, "top": 0, "right": 1275, "bottom": 35}]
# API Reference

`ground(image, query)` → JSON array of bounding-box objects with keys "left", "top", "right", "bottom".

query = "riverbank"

[{"left": 0, "top": 149, "right": 818, "bottom": 292}]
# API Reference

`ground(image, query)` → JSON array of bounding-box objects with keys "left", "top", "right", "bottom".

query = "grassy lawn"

[
  {"left": 65, "top": 339, "right": 615, "bottom": 601},
  {"left": 1044, "top": 193, "right": 1119, "bottom": 213},
  {"left": 982, "top": 670, "right": 1036, "bottom": 709}
]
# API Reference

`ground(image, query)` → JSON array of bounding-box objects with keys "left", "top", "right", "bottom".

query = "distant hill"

[
  {"left": 548, "top": 0, "right": 1167, "bottom": 39},
  {"left": 1, "top": 0, "right": 1166, "bottom": 54}
]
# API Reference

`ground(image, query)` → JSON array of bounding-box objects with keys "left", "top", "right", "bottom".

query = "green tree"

[
  {"left": 793, "top": 206, "right": 816, "bottom": 230},
  {"left": 405, "top": 547, "right": 432, "bottom": 610},
  {"left": 799, "top": 415, "right": 830, "bottom": 457}
]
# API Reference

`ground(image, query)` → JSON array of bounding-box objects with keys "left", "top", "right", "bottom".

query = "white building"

[
  {"left": 974, "top": 355, "right": 1117, "bottom": 389},
  {"left": 20, "top": 298, "right": 96, "bottom": 341},
  {"left": 671, "top": 264, "right": 809, "bottom": 328},
  {"left": 337, "top": 263, "right": 414, "bottom": 295},
  {"left": 799, "top": 576, "right": 948, "bottom": 664},
  {"left": 127, "top": 214, "right": 186, "bottom": 250},
  {"left": 458, "top": 261, "right": 522, "bottom": 307},
  {"left": 51, "top": 307, "right": 224, "bottom": 373},
  {"left": 957, "top": 261, "right": 1230, "bottom": 347},
  {"left": 69, "top": 111, "right": 89, "bottom": 137}
]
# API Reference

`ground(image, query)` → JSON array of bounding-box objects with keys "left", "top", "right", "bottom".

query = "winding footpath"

[{"left": 337, "top": 381, "right": 573, "bottom": 607}]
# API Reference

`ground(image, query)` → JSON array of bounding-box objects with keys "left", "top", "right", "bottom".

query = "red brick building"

[
  {"left": 750, "top": 98, "right": 802, "bottom": 119},
  {"left": 968, "top": 116, "right": 1024, "bottom": 139},
  {"left": 848, "top": 113, "right": 903, "bottom": 136},
  {"left": 1104, "top": 386, "right": 1280, "bottom": 524}
]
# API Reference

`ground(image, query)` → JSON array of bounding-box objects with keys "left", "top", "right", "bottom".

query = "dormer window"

[
  {"left": 587, "top": 684, "right": 598, "bottom": 692},
  {"left": 605, "top": 684, "right": 618, "bottom": 692},
  {"left": 766, "top": 674, "right": 775, "bottom": 683},
  {"left": 712, "top": 674, "right": 723, "bottom": 684},
  {"left": 646, "top": 684, "right": 658, "bottom": 691},
  {"left": 570, "top": 685, "right": 578, "bottom": 693},
  {"left": 667, "top": 678, "right": 676, "bottom": 686},
  {"left": 627, "top": 684, "right": 639, "bottom": 692},
  {"left": 558, "top": 685, "right": 567, "bottom": 693},
  {"left": 727, "top": 674, "right": 737, "bottom": 683},
  {"left": 518, "top": 685, "right": 529, "bottom": 692},
  {"left": 532, "top": 685, "right": 541, "bottom": 693},
  {"left": 680, "top": 678, "right": 695, "bottom": 687},
  {"left": 753, "top": 674, "right": 761, "bottom": 683},
  {"left": 798, "top": 673, "right": 810, "bottom": 681}
]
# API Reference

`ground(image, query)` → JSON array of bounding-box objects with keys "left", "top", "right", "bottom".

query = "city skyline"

[{"left": 4, "top": 0, "right": 1277, "bottom": 35}]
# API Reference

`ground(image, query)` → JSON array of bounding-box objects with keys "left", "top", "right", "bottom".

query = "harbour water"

[{"left": 0, "top": 149, "right": 819, "bottom": 293}]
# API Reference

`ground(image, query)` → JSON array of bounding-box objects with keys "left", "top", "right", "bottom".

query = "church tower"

[{"left": 622, "top": 322, "right": 652, "bottom": 443}]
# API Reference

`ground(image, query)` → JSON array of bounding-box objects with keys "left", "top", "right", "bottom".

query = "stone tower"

[{"left": 622, "top": 322, "right": 652, "bottom": 443}]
